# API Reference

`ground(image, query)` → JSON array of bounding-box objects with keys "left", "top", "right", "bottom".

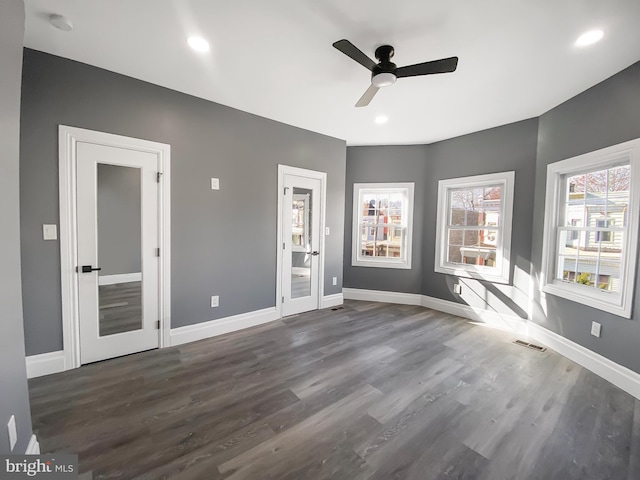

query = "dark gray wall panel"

[
  {"left": 20, "top": 49, "right": 345, "bottom": 354},
  {"left": 422, "top": 118, "right": 539, "bottom": 308},
  {"left": 343, "top": 145, "right": 429, "bottom": 294},
  {"left": 531, "top": 61, "right": 640, "bottom": 373},
  {"left": 0, "top": 0, "right": 33, "bottom": 454}
]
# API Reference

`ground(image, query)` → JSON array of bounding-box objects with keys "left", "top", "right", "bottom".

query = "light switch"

[
  {"left": 43, "top": 224, "right": 57, "bottom": 240},
  {"left": 211, "top": 178, "right": 220, "bottom": 190},
  {"left": 325, "top": 227, "right": 330, "bottom": 235}
]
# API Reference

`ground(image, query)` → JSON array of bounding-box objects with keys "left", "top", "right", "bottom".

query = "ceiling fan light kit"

[{"left": 332, "top": 39, "right": 458, "bottom": 107}]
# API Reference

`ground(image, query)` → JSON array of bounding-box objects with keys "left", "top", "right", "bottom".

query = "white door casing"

[{"left": 59, "top": 126, "right": 171, "bottom": 369}]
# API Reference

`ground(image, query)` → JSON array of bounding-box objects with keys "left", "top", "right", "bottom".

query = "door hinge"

[
  {"left": 156, "top": 247, "right": 160, "bottom": 257},
  {"left": 157, "top": 172, "right": 163, "bottom": 183},
  {"left": 284, "top": 187, "right": 289, "bottom": 195},
  {"left": 156, "top": 320, "right": 160, "bottom": 329},
  {"left": 283, "top": 242, "right": 286, "bottom": 250},
  {"left": 282, "top": 296, "right": 285, "bottom": 303}
]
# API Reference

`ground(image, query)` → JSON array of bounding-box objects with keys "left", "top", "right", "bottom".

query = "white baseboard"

[
  {"left": 98, "top": 272, "right": 142, "bottom": 286},
  {"left": 527, "top": 322, "right": 640, "bottom": 400},
  {"left": 343, "top": 288, "right": 527, "bottom": 334},
  {"left": 25, "top": 434, "right": 40, "bottom": 455},
  {"left": 321, "top": 293, "right": 344, "bottom": 309},
  {"left": 26, "top": 350, "right": 66, "bottom": 379},
  {"left": 343, "top": 288, "right": 423, "bottom": 306},
  {"left": 170, "top": 307, "right": 280, "bottom": 346}
]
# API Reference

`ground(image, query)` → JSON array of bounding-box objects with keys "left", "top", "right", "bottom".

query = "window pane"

[
  {"left": 598, "top": 254, "right": 621, "bottom": 293},
  {"left": 447, "top": 228, "right": 496, "bottom": 266},
  {"left": 449, "top": 188, "right": 482, "bottom": 226},
  {"left": 449, "top": 186, "right": 502, "bottom": 227}
]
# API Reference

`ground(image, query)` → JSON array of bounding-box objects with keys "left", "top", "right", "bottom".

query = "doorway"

[
  {"left": 59, "top": 126, "right": 171, "bottom": 368},
  {"left": 277, "top": 165, "right": 327, "bottom": 317}
]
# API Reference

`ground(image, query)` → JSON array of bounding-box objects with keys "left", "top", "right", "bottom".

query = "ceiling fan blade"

[
  {"left": 396, "top": 56, "right": 459, "bottom": 78},
  {"left": 333, "top": 39, "right": 377, "bottom": 72},
  {"left": 355, "top": 84, "right": 380, "bottom": 107}
]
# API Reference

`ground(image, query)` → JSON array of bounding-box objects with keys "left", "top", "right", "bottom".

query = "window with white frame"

[
  {"left": 435, "top": 171, "right": 515, "bottom": 284},
  {"left": 541, "top": 138, "right": 640, "bottom": 318},
  {"left": 352, "top": 183, "right": 414, "bottom": 269}
]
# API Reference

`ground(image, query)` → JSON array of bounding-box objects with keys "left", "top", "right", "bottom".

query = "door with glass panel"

[
  {"left": 76, "top": 142, "right": 159, "bottom": 364},
  {"left": 282, "top": 173, "right": 322, "bottom": 316}
]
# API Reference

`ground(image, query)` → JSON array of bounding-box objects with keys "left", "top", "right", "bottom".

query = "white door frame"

[
  {"left": 59, "top": 126, "right": 171, "bottom": 370},
  {"left": 276, "top": 164, "right": 327, "bottom": 317}
]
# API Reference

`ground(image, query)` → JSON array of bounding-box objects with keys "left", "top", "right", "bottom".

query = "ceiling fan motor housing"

[{"left": 372, "top": 45, "right": 397, "bottom": 87}]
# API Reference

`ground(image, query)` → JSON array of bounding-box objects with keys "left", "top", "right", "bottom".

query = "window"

[
  {"left": 541, "top": 138, "right": 640, "bottom": 318},
  {"left": 352, "top": 183, "right": 414, "bottom": 269},
  {"left": 435, "top": 171, "right": 515, "bottom": 284}
]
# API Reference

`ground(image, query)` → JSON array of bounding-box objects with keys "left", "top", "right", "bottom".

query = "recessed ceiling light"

[
  {"left": 49, "top": 14, "right": 73, "bottom": 32},
  {"left": 575, "top": 29, "right": 604, "bottom": 47},
  {"left": 187, "top": 36, "right": 210, "bottom": 53},
  {"left": 375, "top": 115, "right": 388, "bottom": 125}
]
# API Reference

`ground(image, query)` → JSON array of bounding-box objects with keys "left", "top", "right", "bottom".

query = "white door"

[
  {"left": 76, "top": 141, "right": 159, "bottom": 364},
  {"left": 282, "top": 173, "right": 322, "bottom": 316}
]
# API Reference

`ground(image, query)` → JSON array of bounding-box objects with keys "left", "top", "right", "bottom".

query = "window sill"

[
  {"left": 542, "top": 281, "right": 630, "bottom": 318},
  {"left": 435, "top": 264, "right": 509, "bottom": 284},
  {"left": 353, "top": 259, "right": 411, "bottom": 270}
]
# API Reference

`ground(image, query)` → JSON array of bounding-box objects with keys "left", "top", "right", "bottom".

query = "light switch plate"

[
  {"left": 43, "top": 224, "right": 58, "bottom": 240},
  {"left": 211, "top": 178, "right": 220, "bottom": 190},
  {"left": 325, "top": 227, "right": 330, "bottom": 235},
  {"left": 332, "top": 276, "right": 337, "bottom": 286},
  {"left": 591, "top": 321, "right": 601, "bottom": 337},
  {"left": 211, "top": 295, "right": 219, "bottom": 308},
  {"left": 8, "top": 415, "right": 17, "bottom": 451}
]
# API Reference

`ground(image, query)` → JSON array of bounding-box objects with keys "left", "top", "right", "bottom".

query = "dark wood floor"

[{"left": 29, "top": 301, "right": 640, "bottom": 479}]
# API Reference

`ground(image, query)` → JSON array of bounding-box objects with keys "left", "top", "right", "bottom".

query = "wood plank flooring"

[{"left": 29, "top": 300, "right": 640, "bottom": 479}]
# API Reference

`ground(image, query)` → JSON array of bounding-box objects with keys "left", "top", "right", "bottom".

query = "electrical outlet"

[
  {"left": 211, "top": 178, "right": 220, "bottom": 190},
  {"left": 332, "top": 276, "right": 337, "bottom": 286},
  {"left": 453, "top": 284, "right": 462, "bottom": 294},
  {"left": 591, "top": 321, "right": 601, "bottom": 338},
  {"left": 211, "top": 295, "right": 219, "bottom": 308},
  {"left": 7, "top": 415, "right": 17, "bottom": 451},
  {"left": 43, "top": 224, "right": 58, "bottom": 240}
]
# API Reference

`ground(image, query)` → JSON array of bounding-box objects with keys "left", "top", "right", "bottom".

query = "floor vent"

[
  {"left": 513, "top": 339, "right": 546, "bottom": 352},
  {"left": 331, "top": 306, "right": 345, "bottom": 311}
]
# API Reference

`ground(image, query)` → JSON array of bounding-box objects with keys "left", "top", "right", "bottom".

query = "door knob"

[
  {"left": 311, "top": 251, "right": 320, "bottom": 256},
  {"left": 80, "top": 265, "right": 102, "bottom": 273}
]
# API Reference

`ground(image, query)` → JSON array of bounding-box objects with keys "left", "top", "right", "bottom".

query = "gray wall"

[
  {"left": 0, "top": 0, "right": 33, "bottom": 454},
  {"left": 344, "top": 120, "right": 538, "bottom": 322},
  {"left": 422, "top": 119, "right": 539, "bottom": 320},
  {"left": 344, "top": 145, "right": 429, "bottom": 294},
  {"left": 20, "top": 49, "right": 346, "bottom": 355},
  {"left": 97, "top": 164, "right": 142, "bottom": 276},
  {"left": 531, "top": 61, "right": 640, "bottom": 373}
]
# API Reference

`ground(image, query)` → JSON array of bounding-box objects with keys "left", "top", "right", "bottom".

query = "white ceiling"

[{"left": 23, "top": 0, "right": 640, "bottom": 146}]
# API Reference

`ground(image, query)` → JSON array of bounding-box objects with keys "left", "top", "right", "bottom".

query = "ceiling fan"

[{"left": 332, "top": 39, "right": 459, "bottom": 107}]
